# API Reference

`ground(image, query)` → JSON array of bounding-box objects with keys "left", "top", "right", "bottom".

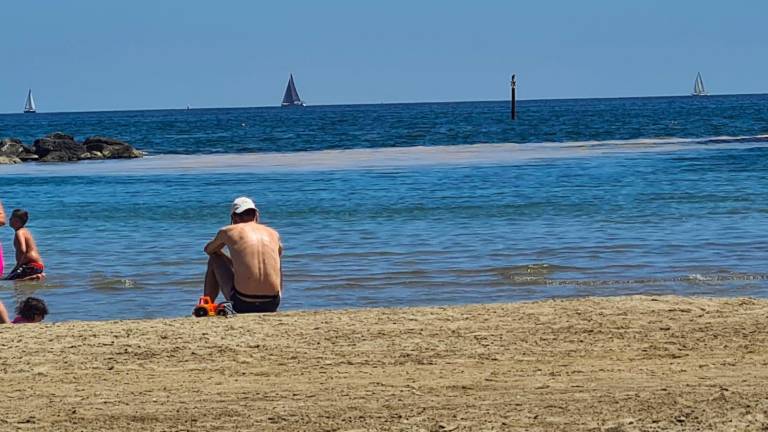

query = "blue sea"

[{"left": 2, "top": 95, "right": 768, "bottom": 321}]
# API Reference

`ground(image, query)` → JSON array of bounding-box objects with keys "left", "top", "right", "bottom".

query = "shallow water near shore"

[{"left": 2, "top": 96, "right": 768, "bottom": 321}]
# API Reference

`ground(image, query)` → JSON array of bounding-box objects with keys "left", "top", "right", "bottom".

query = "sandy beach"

[{"left": 1, "top": 295, "right": 767, "bottom": 431}]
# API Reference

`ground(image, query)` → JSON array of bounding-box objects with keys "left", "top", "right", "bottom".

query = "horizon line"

[{"left": 1, "top": 92, "right": 766, "bottom": 116}]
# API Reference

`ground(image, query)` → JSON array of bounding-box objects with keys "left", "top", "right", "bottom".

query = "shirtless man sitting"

[{"left": 204, "top": 197, "right": 283, "bottom": 313}]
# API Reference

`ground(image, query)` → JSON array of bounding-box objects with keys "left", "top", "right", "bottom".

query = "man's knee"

[
  {"left": 208, "top": 253, "right": 233, "bottom": 275},
  {"left": 208, "top": 253, "right": 226, "bottom": 267}
]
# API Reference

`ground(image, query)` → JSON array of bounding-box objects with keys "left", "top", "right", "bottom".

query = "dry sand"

[{"left": 1, "top": 295, "right": 767, "bottom": 431}]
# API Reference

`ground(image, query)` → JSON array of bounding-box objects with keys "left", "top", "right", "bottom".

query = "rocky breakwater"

[{"left": 0, "top": 133, "right": 144, "bottom": 164}]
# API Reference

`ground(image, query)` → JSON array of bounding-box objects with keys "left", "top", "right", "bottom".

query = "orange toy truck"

[{"left": 193, "top": 296, "right": 235, "bottom": 317}]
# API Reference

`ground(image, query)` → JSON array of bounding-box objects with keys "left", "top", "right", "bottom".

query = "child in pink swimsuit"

[
  {"left": 0, "top": 200, "right": 5, "bottom": 277},
  {"left": 0, "top": 297, "right": 48, "bottom": 324},
  {"left": 14, "top": 297, "right": 48, "bottom": 323}
]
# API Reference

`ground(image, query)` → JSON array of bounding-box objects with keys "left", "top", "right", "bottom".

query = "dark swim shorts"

[
  {"left": 231, "top": 288, "right": 280, "bottom": 313},
  {"left": 5, "top": 262, "right": 44, "bottom": 281}
]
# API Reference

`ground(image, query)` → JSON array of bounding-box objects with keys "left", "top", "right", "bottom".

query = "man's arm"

[
  {"left": 5, "top": 231, "right": 26, "bottom": 275},
  {"left": 18, "top": 274, "right": 45, "bottom": 282},
  {"left": 204, "top": 229, "right": 227, "bottom": 255},
  {"left": 15, "top": 230, "right": 28, "bottom": 263},
  {"left": 278, "top": 248, "right": 284, "bottom": 295},
  {"left": 0, "top": 201, "right": 5, "bottom": 226}
]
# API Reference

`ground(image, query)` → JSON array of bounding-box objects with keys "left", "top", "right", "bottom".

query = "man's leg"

[
  {"left": 204, "top": 253, "right": 235, "bottom": 301},
  {"left": 5, "top": 265, "right": 28, "bottom": 281},
  {"left": 17, "top": 273, "right": 45, "bottom": 282}
]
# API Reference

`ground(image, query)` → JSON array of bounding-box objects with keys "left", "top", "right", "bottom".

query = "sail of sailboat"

[
  {"left": 281, "top": 74, "right": 305, "bottom": 107},
  {"left": 24, "top": 89, "right": 37, "bottom": 113},
  {"left": 692, "top": 72, "right": 707, "bottom": 96}
]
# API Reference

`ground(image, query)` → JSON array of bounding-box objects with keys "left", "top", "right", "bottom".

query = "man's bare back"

[
  {"left": 14, "top": 228, "right": 43, "bottom": 267},
  {"left": 205, "top": 222, "right": 282, "bottom": 296}
]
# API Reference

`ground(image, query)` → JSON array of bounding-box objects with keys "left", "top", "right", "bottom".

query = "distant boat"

[
  {"left": 281, "top": 74, "right": 305, "bottom": 107},
  {"left": 692, "top": 72, "right": 707, "bottom": 96},
  {"left": 24, "top": 89, "right": 36, "bottom": 113}
]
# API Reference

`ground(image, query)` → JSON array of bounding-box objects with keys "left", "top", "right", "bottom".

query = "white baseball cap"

[{"left": 231, "top": 197, "right": 257, "bottom": 214}]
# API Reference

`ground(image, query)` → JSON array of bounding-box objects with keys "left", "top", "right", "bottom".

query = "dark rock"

[
  {"left": 33, "top": 133, "right": 85, "bottom": 162},
  {"left": 46, "top": 132, "right": 75, "bottom": 141},
  {"left": 0, "top": 137, "right": 34, "bottom": 157},
  {"left": 82, "top": 136, "right": 123, "bottom": 151},
  {"left": 5, "top": 133, "right": 142, "bottom": 163},
  {"left": 1, "top": 138, "right": 37, "bottom": 162},
  {"left": 83, "top": 136, "right": 143, "bottom": 159},
  {"left": 0, "top": 155, "right": 22, "bottom": 164},
  {"left": 41, "top": 152, "right": 82, "bottom": 163},
  {"left": 18, "top": 153, "right": 39, "bottom": 161}
]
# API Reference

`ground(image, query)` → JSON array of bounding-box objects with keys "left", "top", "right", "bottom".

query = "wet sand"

[{"left": 1, "top": 295, "right": 767, "bottom": 431}]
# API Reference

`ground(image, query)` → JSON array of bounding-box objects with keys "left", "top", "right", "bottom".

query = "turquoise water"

[{"left": 2, "top": 96, "right": 768, "bottom": 321}]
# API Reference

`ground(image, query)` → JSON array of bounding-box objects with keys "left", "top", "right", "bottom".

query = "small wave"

[
  {"left": 500, "top": 270, "right": 768, "bottom": 287},
  {"left": 498, "top": 263, "right": 583, "bottom": 277},
  {"left": 685, "top": 273, "right": 713, "bottom": 283},
  {"left": 545, "top": 134, "right": 768, "bottom": 150},
  {"left": 678, "top": 272, "right": 768, "bottom": 282},
  {"left": 89, "top": 277, "right": 140, "bottom": 291},
  {"left": 3, "top": 135, "right": 768, "bottom": 177}
]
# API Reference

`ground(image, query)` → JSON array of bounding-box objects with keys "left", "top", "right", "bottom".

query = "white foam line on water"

[{"left": 2, "top": 135, "right": 768, "bottom": 177}]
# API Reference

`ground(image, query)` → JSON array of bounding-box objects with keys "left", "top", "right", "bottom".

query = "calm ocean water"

[{"left": 2, "top": 95, "right": 768, "bottom": 321}]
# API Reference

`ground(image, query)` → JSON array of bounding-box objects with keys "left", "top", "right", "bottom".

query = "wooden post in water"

[{"left": 510, "top": 74, "right": 517, "bottom": 120}]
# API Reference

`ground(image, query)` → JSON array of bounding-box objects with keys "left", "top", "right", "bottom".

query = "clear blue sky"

[{"left": 1, "top": 0, "right": 766, "bottom": 112}]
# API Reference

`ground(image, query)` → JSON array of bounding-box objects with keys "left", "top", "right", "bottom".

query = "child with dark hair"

[
  {"left": 4, "top": 209, "right": 45, "bottom": 281},
  {"left": 0, "top": 297, "right": 48, "bottom": 324},
  {"left": 12, "top": 297, "right": 49, "bottom": 323}
]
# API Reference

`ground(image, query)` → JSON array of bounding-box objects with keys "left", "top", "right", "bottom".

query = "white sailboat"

[
  {"left": 24, "top": 89, "right": 37, "bottom": 113},
  {"left": 692, "top": 72, "right": 707, "bottom": 96}
]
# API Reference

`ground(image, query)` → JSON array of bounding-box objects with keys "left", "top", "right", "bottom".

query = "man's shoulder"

[
  {"left": 222, "top": 223, "right": 279, "bottom": 238},
  {"left": 213, "top": 224, "right": 237, "bottom": 239},
  {"left": 222, "top": 223, "right": 262, "bottom": 235},
  {"left": 257, "top": 223, "right": 280, "bottom": 237}
]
